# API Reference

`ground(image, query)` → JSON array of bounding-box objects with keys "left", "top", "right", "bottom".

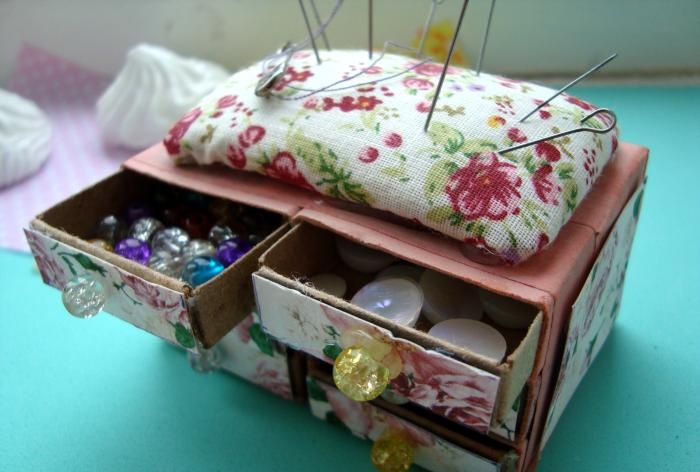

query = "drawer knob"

[
  {"left": 371, "top": 430, "right": 414, "bottom": 472},
  {"left": 61, "top": 275, "right": 106, "bottom": 319},
  {"left": 333, "top": 330, "right": 403, "bottom": 402},
  {"left": 187, "top": 345, "right": 222, "bottom": 373}
]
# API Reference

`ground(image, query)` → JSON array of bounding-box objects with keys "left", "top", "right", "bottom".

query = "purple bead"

[
  {"left": 125, "top": 201, "right": 153, "bottom": 224},
  {"left": 215, "top": 237, "right": 252, "bottom": 267},
  {"left": 115, "top": 238, "right": 152, "bottom": 265}
]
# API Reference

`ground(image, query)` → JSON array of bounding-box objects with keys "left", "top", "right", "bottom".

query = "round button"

[
  {"left": 419, "top": 270, "right": 483, "bottom": 324},
  {"left": 428, "top": 319, "right": 507, "bottom": 363},
  {"left": 351, "top": 278, "right": 423, "bottom": 327}
]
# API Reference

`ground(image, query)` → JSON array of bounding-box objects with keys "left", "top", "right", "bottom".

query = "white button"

[
  {"left": 351, "top": 278, "right": 423, "bottom": 327},
  {"left": 336, "top": 236, "right": 396, "bottom": 273},
  {"left": 309, "top": 273, "right": 348, "bottom": 299},
  {"left": 478, "top": 288, "right": 537, "bottom": 330},
  {"left": 428, "top": 319, "right": 507, "bottom": 363},
  {"left": 375, "top": 264, "right": 425, "bottom": 283},
  {"left": 419, "top": 270, "right": 483, "bottom": 324}
]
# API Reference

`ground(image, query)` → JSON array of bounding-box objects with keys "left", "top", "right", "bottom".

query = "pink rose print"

[
  {"left": 265, "top": 152, "right": 315, "bottom": 191},
  {"left": 238, "top": 125, "right": 266, "bottom": 148},
  {"left": 303, "top": 97, "right": 319, "bottom": 110},
  {"left": 413, "top": 62, "right": 457, "bottom": 77},
  {"left": 539, "top": 109, "right": 552, "bottom": 120},
  {"left": 325, "top": 386, "right": 373, "bottom": 436},
  {"left": 402, "top": 76, "right": 433, "bottom": 90},
  {"left": 226, "top": 144, "right": 247, "bottom": 169},
  {"left": 26, "top": 232, "right": 67, "bottom": 288},
  {"left": 532, "top": 165, "right": 561, "bottom": 205},
  {"left": 358, "top": 146, "right": 379, "bottom": 163},
  {"left": 383, "top": 132, "right": 403, "bottom": 148},
  {"left": 119, "top": 273, "right": 181, "bottom": 312},
  {"left": 164, "top": 107, "right": 202, "bottom": 155},
  {"left": 254, "top": 359, "right": 292, "bottom": 399},
  {"left": 445, "top": 152, "right": 522, "bottom": 221},
  {"left": 507, "top": 128, "right": 527, "bottom": 143},
  {"left": 217, "top": 95, "right": 238, "bottom": 108},
  {"left": 273, "top": 66, "right": 313, "bottom": 91},
  {"left": 416, "top": 101, "right": 431, "bottom": 113},
  {"left": 537, "top": 233, "right": 550, "bottom": 251},
  {"left": 564, "top": 95, "right": 594, "bottom": 110},
  {"left": 322, "top": 95, "right": 383, "bottom": 113},
  {"left": 535, "top": 142, "right": 561, "bottom": 162},
  {"left": 234, "top": 313, "right": 256, "bottom": 344}
]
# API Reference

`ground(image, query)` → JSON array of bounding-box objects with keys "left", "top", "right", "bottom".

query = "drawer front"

[
  {"left": 307, "top": 378, "right": 505, "bottom": 472},
  {"left": 253, "top": 274, "right": 501, "bottom": 434},
  {"left": 26, "top": 228, "right": 196, "bottom": 351},
  {"left": 216, "top": 311, "right": 293, "bottom": 400}
]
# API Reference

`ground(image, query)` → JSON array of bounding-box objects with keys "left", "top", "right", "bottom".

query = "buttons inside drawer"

[
  {"left": 26, "top": 169, "right": 289, "bottom": 350},
  {"left": 253, "top": 222, "right": 543, "bottom": 436}
]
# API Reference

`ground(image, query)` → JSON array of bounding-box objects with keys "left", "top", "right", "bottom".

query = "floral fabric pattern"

[
  {"left": 541, "top": 184, "right": 645, "bottom": 448},
  {"left": 253, "top": 274, "right": 500, "bottom": 434},
  {"left": 166, "top": 50, "right": 618, "bottom": 263},
  {"left": 307, "top": 378, "right": 502, "bottom": 472},
  {"left": 215, "top": 310, "right": 293, "bottom": 400},
  {"left": 25, "top": 228, "right": 196, "bottom": 350}
]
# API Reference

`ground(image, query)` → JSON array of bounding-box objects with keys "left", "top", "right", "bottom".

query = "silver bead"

[
  {"left": 61, "top": 275, "right": 106, "bottom": 318},
  {"left": 147, "top": 250, "right": 184, "bottom": 278},
  {"left": 151, "top": 227, "right": 190, "bottom": 257},
  {"left": 208, "top": 224, "right": 237, "bottom": 246},
  {"left": 182, "top": 239, "right": 216, "bottom": 261},
  {"left": 128, "top": 217, "right": 164, "bottom": 242}
]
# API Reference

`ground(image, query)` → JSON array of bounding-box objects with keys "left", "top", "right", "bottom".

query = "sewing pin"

[
  {"left": 298, "top": 0, "right": 321, "bottom": 65},
  {"left": 309, "top": 0, "right": 331, "bottom": 50},
  {"left": 518, "top": 53, "right": 618, "bottom": 122},
  {"left": 418, "top": 0, "right": 443, "bottom": 57},
  {"left": 368, "top": 0, "right": 374, "bottom": 59},
  {"left": 424, "top": 0, "right": 470, "bottom": 132},
  {"left": 475, "top": 0, "right": 496, "bottom": 75}
]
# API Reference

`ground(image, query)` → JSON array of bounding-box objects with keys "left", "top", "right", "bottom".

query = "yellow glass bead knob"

[
  {"left": 371, "top": 430, "right": 414, "bottom": 472},
  {"left": 333, "top": 346, "right": 390, "bottom": 401}
]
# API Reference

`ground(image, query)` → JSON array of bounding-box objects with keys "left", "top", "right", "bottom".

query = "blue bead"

[{"left": 181, "top": 256, "right": 224, "bottom": 287}]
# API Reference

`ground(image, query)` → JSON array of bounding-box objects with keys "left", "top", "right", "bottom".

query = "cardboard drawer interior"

[
  {"left": 254, "top": 221, "right": 543, "bottom": 436},
  {"left": 29, "top": 168, "right": 290, "bottom": 348}
]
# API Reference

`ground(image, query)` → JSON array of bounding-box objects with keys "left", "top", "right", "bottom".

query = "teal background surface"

[{"left": 1, "top": 86, "right": 698, "bottom": 471}]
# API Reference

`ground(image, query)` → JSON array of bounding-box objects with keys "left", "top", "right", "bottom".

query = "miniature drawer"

[
  {"left": 307, "top": 375, "right": 517, "bottom": 472},
  {"left": 25, "top": 142, "right": 317, "bottom": 350},
  {"left": 253, "top": 222, "right": 544, "bottom": 437}
]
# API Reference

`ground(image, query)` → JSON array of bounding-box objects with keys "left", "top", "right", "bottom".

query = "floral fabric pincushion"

[{"left": 164, "top": 49, "right": 618, "bottom": 264}]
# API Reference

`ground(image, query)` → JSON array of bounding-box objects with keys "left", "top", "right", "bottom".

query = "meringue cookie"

[
  {"left": 0, "top": 89, "right": 51, "bottom": 188},
  {"left": 96, "top": 44, "right": 228, "bottom": 149}
]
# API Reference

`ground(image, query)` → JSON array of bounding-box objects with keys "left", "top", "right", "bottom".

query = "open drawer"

[
  {"left": 26, "top": 144, "right": 313, "bottom": 350},
  {"left": 306, "top": 362, "right": 518, "bottom": 472}
]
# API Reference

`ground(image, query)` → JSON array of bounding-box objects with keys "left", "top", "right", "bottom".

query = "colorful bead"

[
  {"left": 151, "top": 227, "right": 190, "bottom": 257},
  {"left": 114, "top": 238, "right": 151, "bottom": 265},
  {"left": 88, "top": 238, "right": 113, "bottom": 252},
  {"left": 180, "top": 213, "right": 211, "bottom": 239},
  {"left": 215, "top": 237, "right": 251, "bottom": 267},
  {"left": 182, "top": 239, "right": 216, "bottom": 260},
  {"left": 61, "top": 275, "right": 106, "bottom": 318},
  {"left": 128, "top": 217, "right": 164, "bottom": 242},
  {"left": 181, "top": 256, "right": 224, "bottom": 286},
  {"left": 370, "top": 430, "right": 414, "bottom": 472},
  {"left": 96, "top": 215, "right": 127, "bottom": 245},
  {"left": 208, "top": 224, "right": 237, "bottom": 246},
  {"left": 333, "top": 346, "right": 390, "bottom": 401}
]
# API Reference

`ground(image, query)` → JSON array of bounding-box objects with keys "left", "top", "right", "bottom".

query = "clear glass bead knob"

[
  {"left": 187, "top": 345, "right": 222, "bottom": 373},
  {"left": 61, "top": 275, "right": 106, "bottom": 318},
  {"left": 370, "top": 430, "right": 414, "bottom": 472}
]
